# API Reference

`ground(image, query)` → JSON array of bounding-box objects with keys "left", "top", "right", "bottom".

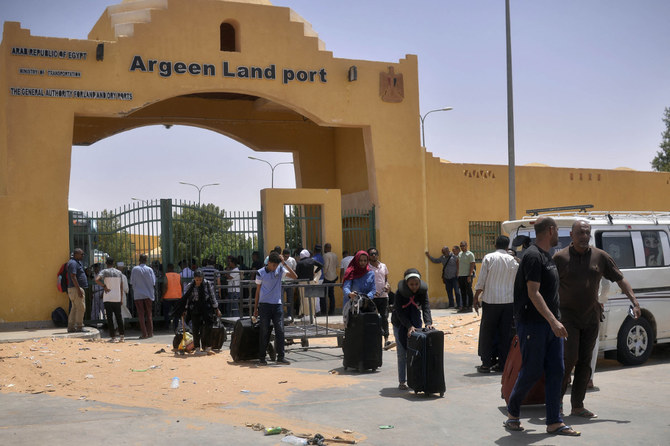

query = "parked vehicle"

[{"left": 503, "top": 211, "right": 670, "bottom": 365}]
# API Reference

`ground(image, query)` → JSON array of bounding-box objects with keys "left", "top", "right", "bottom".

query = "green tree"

[
  {"left": 651, "top": 107, "right": 670, "bottom": 172},
  {"left": 95, "top": 210, "right": 134, "bottom": 266},
  {"left": 284, "top": 205, "right": 303, "bottom": 250},
  {"left": 172, "top": 203, "right": 254, "bottom": 266}
]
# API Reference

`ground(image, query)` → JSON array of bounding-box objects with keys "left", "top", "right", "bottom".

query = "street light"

[
  {"left": 505, "top": 0, "right": 516, "bottom": 220},
  {"left": 248, "top": 156, "right": 294, "bottom": 188},
  {"left": 178, "top": 181, "right": 220, "bottom": 205},
  {"left": 420, "top": 107, "right": 453, "bottom": 148}
]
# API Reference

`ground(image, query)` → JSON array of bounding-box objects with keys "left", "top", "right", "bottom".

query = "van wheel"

[{"left": 617, "top": 316, "right": 654, "bottom": 365}]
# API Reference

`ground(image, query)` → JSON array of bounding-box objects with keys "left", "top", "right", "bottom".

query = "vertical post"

[
  {"left": 257, "top": 210, "right": 264, "bottom": 257},
  {"left": 370, "top": 206, "right": 376, "bottom": 248},
  {"left": 160, "top": 199, "right": 173, "bottom": 271},
  {"left": 506, "top": 0, "right": 516, "bottom": 221},
  {"left": 68, "top": 210, "right": 74, "bottom": 255}
]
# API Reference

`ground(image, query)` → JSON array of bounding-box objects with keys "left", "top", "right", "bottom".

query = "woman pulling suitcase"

[
  {"left": 180, "top": 269, "right": 221, "bottom": 356},
  {"left": 391, "top": 269, "right": 438, "bottom": 391}
]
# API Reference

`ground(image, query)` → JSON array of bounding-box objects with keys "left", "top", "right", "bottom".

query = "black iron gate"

[
  {"left": 69, "top": 199, "right": 263, "bottom": 323},
  {"left": 69, "top": 199, "right": 263, "bottom": 270}
]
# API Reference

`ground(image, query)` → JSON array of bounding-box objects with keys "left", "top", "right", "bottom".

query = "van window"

[
  {"left": 641, "top": 230, "right": 666, "bottom": 266},
  {"left": 598, "top": 232, "right": 635, "bottom": 268},
  {"left": 511, "top": 229, "right": 570, "bottom": 257}
]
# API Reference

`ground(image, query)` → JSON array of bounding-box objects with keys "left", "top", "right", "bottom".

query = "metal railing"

[
  {"left": 342, "top": 206, "right": 376, "bottom": 253},
  {"left": 284, "top": 204, "right": 322, "bottom": 250},
  {"left": 469, "top": 220, "right": 502, "bottom": 261}
]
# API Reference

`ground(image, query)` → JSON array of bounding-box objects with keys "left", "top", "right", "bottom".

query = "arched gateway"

[
  {"left": 2, "top": 0, "right": 670, "bottom": 322},
  {"left": 0, "top": 0, "right": 424, "bottom": 321}
]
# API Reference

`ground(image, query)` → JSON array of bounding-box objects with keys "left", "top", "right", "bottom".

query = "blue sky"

[{"left": 2, "top": 0, "right": 669, "bottom": 213}]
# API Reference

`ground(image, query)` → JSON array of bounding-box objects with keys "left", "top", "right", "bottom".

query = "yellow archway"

[{"left": 0, "top": 0, "right": 424, "bottom": 321}]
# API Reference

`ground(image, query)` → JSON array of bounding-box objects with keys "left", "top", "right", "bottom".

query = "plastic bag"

[
  {"left": 178, "top": 331, "right": 195, "bottom": 352},
  {"left": 178, "top": 316, "right": 195, "bottom": 352}
]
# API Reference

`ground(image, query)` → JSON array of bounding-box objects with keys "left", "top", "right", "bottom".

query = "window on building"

[
  {"left": 468, "top": 221, "right": 501, "bottom": 261},
  {"left": 220, "top": 22, "right": 237, "bottom": 52}
]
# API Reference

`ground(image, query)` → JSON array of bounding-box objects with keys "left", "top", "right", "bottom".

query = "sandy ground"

[{"left": 0, "top": 312, "right": 480, "bottom": 442}]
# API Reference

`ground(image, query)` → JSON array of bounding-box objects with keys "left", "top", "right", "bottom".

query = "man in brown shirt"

[{"left": 553, "top": 220, "right": 640, "bottom": 419}]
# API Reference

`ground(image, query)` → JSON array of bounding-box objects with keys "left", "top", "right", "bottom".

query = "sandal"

[
  {"left": 503, "top": 419, "right": 524, "bottom": 431},
  {"left": 547, "top": 425, "right": 580, "bottom": 436},
  {"left": 571, "top": 408, "right": 598, "bottom": 419}
]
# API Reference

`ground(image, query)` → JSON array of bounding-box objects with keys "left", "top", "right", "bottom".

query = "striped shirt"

[
  {"left": 475, "top": 249, "right": 518, "bottom": 304},
  {"left": 201, "top": 265, "right": 219, "bottom": 283}
]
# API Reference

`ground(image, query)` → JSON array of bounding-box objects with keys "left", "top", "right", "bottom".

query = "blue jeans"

[
  {"left": 393, "top": 324, "right": 407, "bottom": 383},
  {"left": 322, "top": 278, "right": 337, "bottom": 315},
  {"left": 258, "top": 303, "right": 285, "bottom": 360},
  {"left": 507, "top": 320, "right": 565, "bottom": 425},
  {"left": 284, "top": 288, "right": 295, "bottom": 319},
  {"left": 162, "top": 299, "right": 178, "bottom": 331},
  {"left": 444, "top": 277, "right": 461, "bottom": 307}
]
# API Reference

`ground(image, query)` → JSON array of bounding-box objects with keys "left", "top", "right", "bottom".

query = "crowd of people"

[{"left": 66, "top": 220, "right": 638, "bottom": 436}]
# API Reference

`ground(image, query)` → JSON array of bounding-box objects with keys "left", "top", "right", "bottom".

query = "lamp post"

[
  {"left": 178, "top": 181, "right": 220, "bottom": 205},
  {"left": 505, "top": 0, "right": 516, "bottom": 221},
  {"left": 420, "top": 107, "right": 453, "bottom": 148},
  {"left": 248, "top": 156, "right": 294, "bottom": 188}
]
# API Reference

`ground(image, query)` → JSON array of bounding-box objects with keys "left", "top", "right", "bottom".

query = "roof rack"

[
  {"left": 517, "top": 210, "right": 670, "bottom": 225},
  {"left": 526, "top": 205, "right": 593, "bottom": 216}
]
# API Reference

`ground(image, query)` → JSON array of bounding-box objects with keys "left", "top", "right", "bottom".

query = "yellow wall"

[
  {"left": 422, "top": 154, "right": 670, "bottom": 304},
  {"left": 1, "top": 0, "right": 670, "bottom": 321},
  {"left": 260, "top": 187, "right": 344, "bottom": 306}
]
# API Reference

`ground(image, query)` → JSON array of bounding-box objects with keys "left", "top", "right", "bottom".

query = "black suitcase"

[
  {"left": 210, "top": 317, "right": 228, "bottom": 351},
  {"left": 407, "top": 328, "right": 446, "bottom": 397},
  {"left": 230, "top": 317, "right": 276, "bottom": 362},
  {"left": 343, "top": 312, "right": 383, "bottom": 372}
]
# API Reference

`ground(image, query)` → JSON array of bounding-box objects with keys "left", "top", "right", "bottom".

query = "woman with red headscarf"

[{"left": 342, "top": 250, "right": 376, "bottom": 323}]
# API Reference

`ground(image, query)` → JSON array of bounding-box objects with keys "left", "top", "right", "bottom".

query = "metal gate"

[
  {"left": 342, "top": 206, "right": 376, "bottom": 254},
  {"left": 468, "top": 220, "right": 502, "bottom": 261},
  {"left": 69, "top": 199, "right": 263, "bottom": 322},
  {"left": 283, "top": 204, "right": 323, "bottom": 252},
  {"left": 69, "top": 199, "right": 263, "bottom": 270}
]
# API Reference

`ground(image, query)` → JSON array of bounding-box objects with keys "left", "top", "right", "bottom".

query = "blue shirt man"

[
  {"left": 66, "top": 248, "right": 88, "bottom": 332},
  {"left": 130, "top": 254, "right": 157, "bottom": 339},
  {"left": 254, "top": 251, "right": 296, "bottom": 365},
  {"left": 130, "top": 262, "right": 156, "bottom": 301}
]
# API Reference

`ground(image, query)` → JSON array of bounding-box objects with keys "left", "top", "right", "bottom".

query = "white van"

[{"left": 502, "top": 210, "right": 670, "bottom": 365}]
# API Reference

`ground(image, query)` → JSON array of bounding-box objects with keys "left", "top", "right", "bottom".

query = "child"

[
  {"left": 253, "top": 251, "right": 297, "bottom": 365},
  {"left": 391, "top": 268, "right": 433, "bottom": 390}
]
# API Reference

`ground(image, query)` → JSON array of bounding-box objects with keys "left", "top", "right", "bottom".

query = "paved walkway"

[
  {"left": 2, "top": 310, "right": 669, "bottom": 445},
  {"left": 0, "top": 309, "right": 465, "bottom": 343}
]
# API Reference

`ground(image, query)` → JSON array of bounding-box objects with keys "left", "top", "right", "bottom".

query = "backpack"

[
  {"left": 52, "top": 307, "right": 68, "bottom": 327},
  {"left": 57, "top": 262, "right": 69, "bottom": 292}
]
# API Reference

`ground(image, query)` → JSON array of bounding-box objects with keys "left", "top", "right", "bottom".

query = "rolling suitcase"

[
  {"left": 210, "top": 317, "right": 228, "bottom": 351},
  {"left": 407, "top": 328, "right": 446, "bottom": 397},
  {"left": 501, "top": 335, "right": 545, "bottom": 405},
  {"left": 343, "top": 311, "right": 383, "bottom": 372},
  {"left": 230, "top": 317, "right": 276, "bottom": 362}
]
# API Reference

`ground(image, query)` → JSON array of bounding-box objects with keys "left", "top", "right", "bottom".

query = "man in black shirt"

[{"left": 504, "top": 216, "right": 580, "bottom": 437}]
